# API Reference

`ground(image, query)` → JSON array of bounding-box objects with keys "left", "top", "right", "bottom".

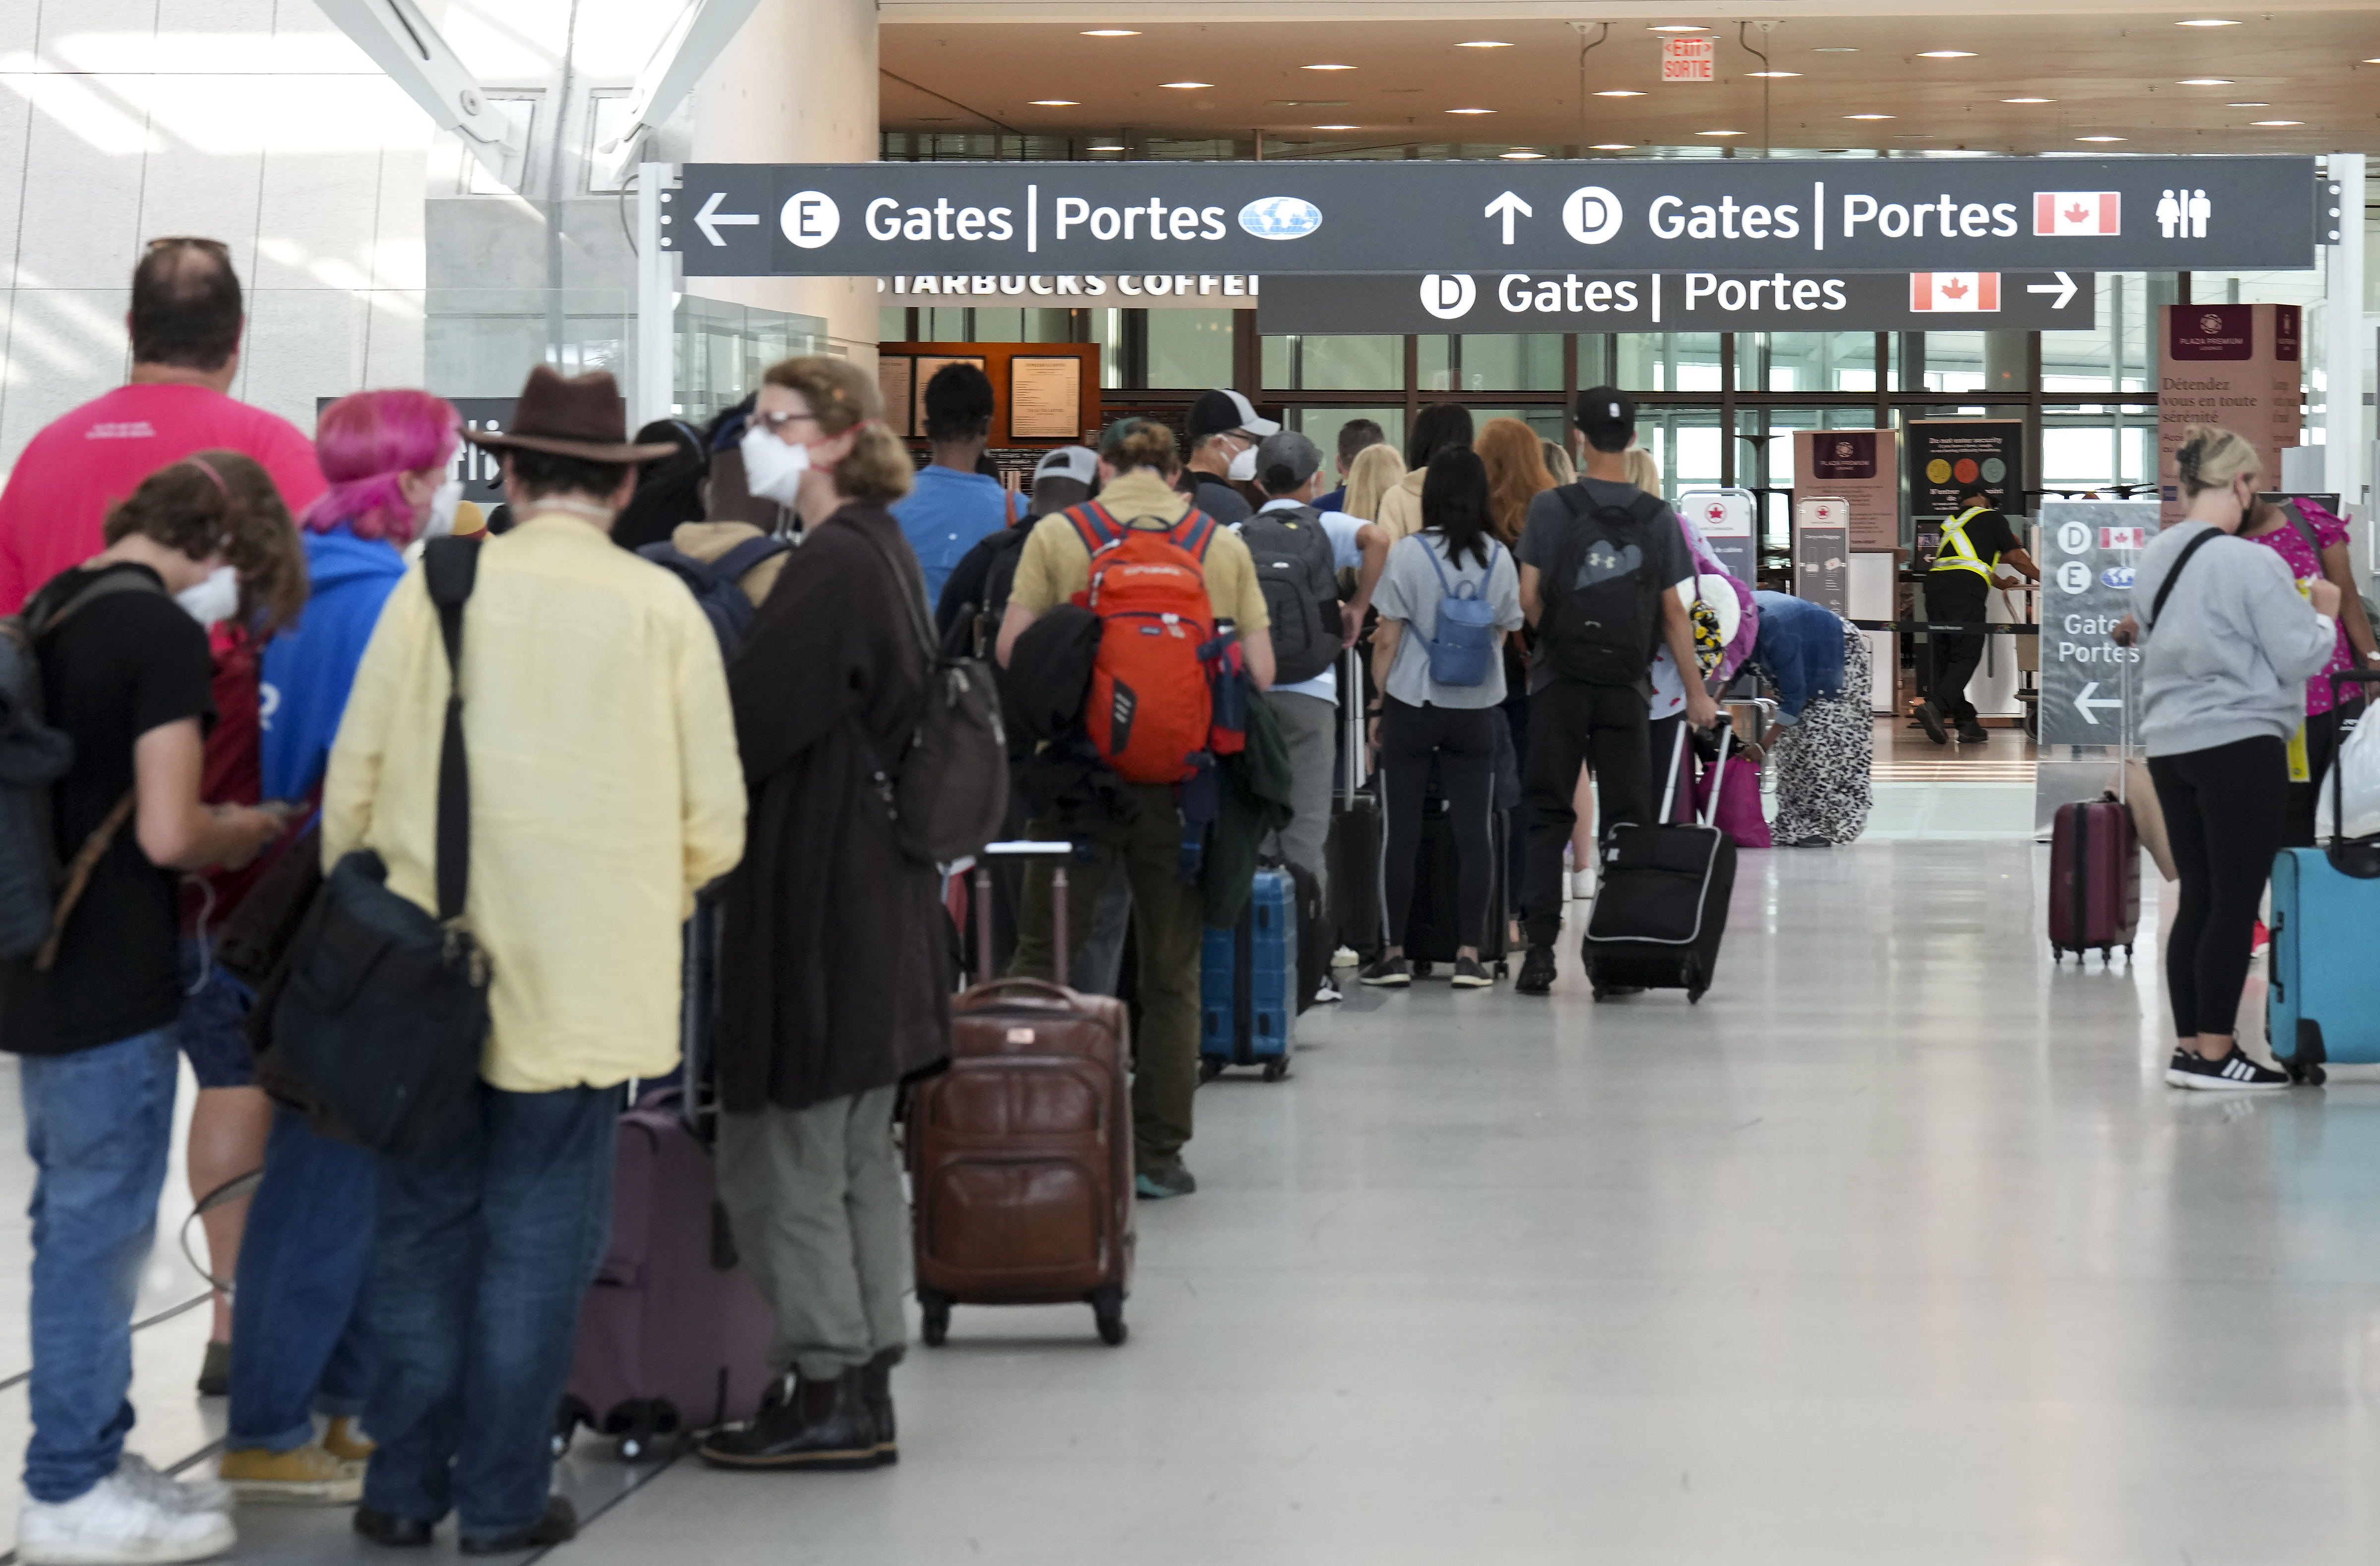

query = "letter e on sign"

[{"left": 782, "top": 191, "right": 840, "bottom": 249}]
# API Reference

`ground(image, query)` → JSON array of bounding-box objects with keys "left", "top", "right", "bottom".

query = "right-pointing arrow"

[
  {"left": 2073, "top": 679, "right": 2124, "bottom": 725},
  {"left": 1484, "top": 190, "right": 1534, "bottom": 246},
  {"left": 694, "top": 189, "right": 760, "bottom": 246},
  {"left": 2025, "top": 270, "right": 2079, "bottom": 309}
]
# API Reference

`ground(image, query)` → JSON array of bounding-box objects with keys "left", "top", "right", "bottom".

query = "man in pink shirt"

[{"left": 0, "top": 238, "right": 325, "bottom": 612}]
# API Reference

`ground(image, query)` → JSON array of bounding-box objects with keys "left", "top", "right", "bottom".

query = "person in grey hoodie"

[{"left": 2124, "top": 424, "right": 2339, "bottom": 1090}]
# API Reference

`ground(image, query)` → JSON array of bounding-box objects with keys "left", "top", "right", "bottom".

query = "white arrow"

[
  {"left": 1485, "top": 190, "right": 1533, "bottom": 245},
  {"left": 693, "top": 189, "right": 759, "bottom": 246},
  {"left": 2073, "top": 679, "right": 2124, "bottom": 725},
  {"left": 2026, "top": 270, "right": 2079, "bottom": 310}
]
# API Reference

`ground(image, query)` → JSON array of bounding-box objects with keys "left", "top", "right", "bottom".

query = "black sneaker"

[
  {"left": 1358, "top": 955, "right": 1411, "bottom": 987},
  {"left": 1957, "top": 721, "right": 1990, "bottom": 744},
  {"left": 1135, "top": 1158, "right": 1198, "bottom": 1200},
  {"left": 2165, "top": 1046, "right": 2291, "bottom": 1091},
  {"left": 1516, "top": 946, "right": 1556, "bottom": 995},
  {"left": 1914, "top": 701, "right": 1949, "bottom": 745},
  {"left": 1449, "top": 956, "right": 1492, "bottom": 989}
]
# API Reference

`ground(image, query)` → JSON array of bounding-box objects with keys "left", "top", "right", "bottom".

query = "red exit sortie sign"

[{"left": 1662, "top": 37, "right": 1715, "bottom": 82}]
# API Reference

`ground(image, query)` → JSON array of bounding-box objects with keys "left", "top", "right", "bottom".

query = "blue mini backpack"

[{"left": 1417, "top": 535, "right": 1500, "bottom": 687}]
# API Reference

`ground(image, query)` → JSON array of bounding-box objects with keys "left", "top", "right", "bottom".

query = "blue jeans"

[
  {"left": 227, "top": 1107, "right": 376, "bottom": 1451},
  {"left": 18, "top": 1028, "right": 179, "bottom": 1503},
  {"left": 363, "top": 1083, "right": 614, "bottom": 1540}
]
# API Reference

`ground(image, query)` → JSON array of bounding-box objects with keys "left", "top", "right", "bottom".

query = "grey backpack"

[
  {"left": 0, "top": 571, "right": 168, "bottom": 964},
  {"left": 1239, "top": 504, "right": 1344, "bottom": 685}
]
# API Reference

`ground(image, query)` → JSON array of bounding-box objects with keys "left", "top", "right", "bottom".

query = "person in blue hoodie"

[
  {"left": 1748, "top": 590, "right": 1873, "bottom": 847},
  {"left": 220, "top": 390, "right": 461, "bottom": 1505}
]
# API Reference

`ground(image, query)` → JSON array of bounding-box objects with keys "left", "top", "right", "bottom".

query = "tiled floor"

[{"left": 8, "top": 797, "right": 2376, "bottom": 1564}]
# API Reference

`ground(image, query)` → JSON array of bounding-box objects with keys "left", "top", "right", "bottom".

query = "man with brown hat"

[{"left": 321, "top": 365, "right": 746, "bottom": 1553}]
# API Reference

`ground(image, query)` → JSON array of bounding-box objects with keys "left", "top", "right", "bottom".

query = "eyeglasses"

[
  {"left": 145, "top": 236, "right": 230, "bottom": 255},
  {"left": 753, "top": 410, "right": 821, "bottom": 435}
]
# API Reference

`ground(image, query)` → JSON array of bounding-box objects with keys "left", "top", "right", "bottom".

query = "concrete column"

[{"left": 689, "top": 0, "right": 880, "bottom": 366}]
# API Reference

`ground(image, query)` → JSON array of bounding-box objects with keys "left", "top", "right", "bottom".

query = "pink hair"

[{"left": 300, "top": 390, "right": 461, "bottom": 544}]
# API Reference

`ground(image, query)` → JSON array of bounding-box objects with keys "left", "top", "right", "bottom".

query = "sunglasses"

[{"left": 146, "top": 236, "right": 231, "bottom": 255}]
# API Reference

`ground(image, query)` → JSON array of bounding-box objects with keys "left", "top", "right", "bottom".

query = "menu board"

[
  {"left": 1009, "top": 357, "right": 1083, "bottom": 440},
  {"left": 877, "top": 356, "right": 915, "bottom": 438}
]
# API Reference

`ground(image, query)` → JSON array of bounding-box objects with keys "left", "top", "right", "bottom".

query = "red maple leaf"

[
  {"left": 2064, "top": 202, "right": 2090, "bottom": 225},
  {"left": 1941, "top": 277, "right": 1968, "bottom": 299}
]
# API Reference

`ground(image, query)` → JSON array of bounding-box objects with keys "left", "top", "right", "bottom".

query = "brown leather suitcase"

[{"left": 911, "top": 846, "right": 1134, "bottom": 1346}]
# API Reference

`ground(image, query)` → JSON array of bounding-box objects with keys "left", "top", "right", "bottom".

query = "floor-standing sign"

[
  {"left": 2158, "top": 303, "right": 2302, "bottom": 524},
  {"left": 2034, "top": 499, "right": 2156, "bottom": 829},
  {"left": 1676, "top": 488, "right": 1757, "bottom": 585},
  {"left": 1792, "top": 429, "right": 1899, "bottom": 550},
  {"left": 1792, "top": 496, "right": 1851, "bottom": 614},
  {"left": 1906, "top": 420, "right": 2025, "bottom": 520}
]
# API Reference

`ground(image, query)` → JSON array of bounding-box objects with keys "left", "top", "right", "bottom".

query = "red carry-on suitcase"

[
  {"left": 911, "top": 843, "right": 1135, "bottom": 1347},
  {"left": 2048, "top": 795, "right": 2140, "bottom": 964},
  {"left": 557, "top": 903, "right": 778, "bottom": 1459}
]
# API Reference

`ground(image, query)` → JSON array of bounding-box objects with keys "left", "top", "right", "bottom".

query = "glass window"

[
  {"left": 1918, "top": 330, "right": 1988, "bottom": 393},
  {"left": 1614, "top": 333, "right": 1723, "bottom": 393},
  {"left": 2041, "top": 405, "right": 2158, "bottom": 494},
  {"left": 1284, "top": 408, "right": 1406, "bottom": 477},
  {"left": 1147, "top": 309, "right": 1234, "bottom": 389},
  {"left": 880, "top": 307, "right": 910, "bottom": 343},
  {"left": 1464, "top": 407, "right": 1569, "bottom": 444},
  {"left": 1262, "top": 334, "right": 1402, "bottom": 392},
  {"left": 1086, "top": 309, "right": 1126, "bottom": 388},
  {"left": 1634, "top": 407, "right": 1726, "bottom": 496},
  {"left": 1416, "top": 335, "right": 1562, "bottom": 393},
  {"left": 1738, "top": 331, "right": 1879, "bottom": 394}
]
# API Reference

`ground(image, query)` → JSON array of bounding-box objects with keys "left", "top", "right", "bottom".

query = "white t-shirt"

[{"left": 1240, "top": 499, "right": 1370, "bottom": 704}]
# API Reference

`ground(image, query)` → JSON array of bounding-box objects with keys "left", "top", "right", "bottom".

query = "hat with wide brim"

[{"left": 461, "top": 365, "right": 680, "bottom": 464}]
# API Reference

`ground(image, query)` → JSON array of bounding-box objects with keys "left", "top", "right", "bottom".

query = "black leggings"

[
  {"left": 2149, "top": 736, "right": 2287, "bottom": 1039},
  {"left": 1378, "top": 699, "right": 1497, "bottom": 951}
]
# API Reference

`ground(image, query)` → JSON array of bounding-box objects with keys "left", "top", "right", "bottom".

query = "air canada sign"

[{"left": 671, "top": 156, "right": 2315, "bottom": 278}]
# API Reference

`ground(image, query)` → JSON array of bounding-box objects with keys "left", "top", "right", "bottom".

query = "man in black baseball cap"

[{"left": 1177, "top": 388, "right": 1275, "bottom": 526}]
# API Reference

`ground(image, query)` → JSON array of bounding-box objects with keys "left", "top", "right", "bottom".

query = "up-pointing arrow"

[
  {"left": 1485, "top": 190, "right": 1533, "bottom": 246},
  {"left": 2072, "top": 679, "right": 2125, "bottom": 725},
  {"left": 694, "top": 189, "right": 759, "bottom": 246},
  {"left": 2026, "top": 271, "right": 2080, "bottom": 309}
]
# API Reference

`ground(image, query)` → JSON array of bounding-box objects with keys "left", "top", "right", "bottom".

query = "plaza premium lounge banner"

[{"left": 2157, "top": 303, "right": 2302, "bottom": 523}]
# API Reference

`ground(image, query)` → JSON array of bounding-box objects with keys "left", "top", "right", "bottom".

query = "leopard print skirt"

[{"left": 1772, "top": 626, "right": 1873, "bottom": 845}]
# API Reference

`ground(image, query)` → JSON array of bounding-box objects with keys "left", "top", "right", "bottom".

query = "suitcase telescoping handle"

[
  {"left": 1657, "top": 718, "right": 1734, "bottom": 828},
  {"left": 975, "top": 840, "right": 1077, "bottom": 986},
  {"left": 1338, "top": 643, "right": 1369, "bottom": 804}
]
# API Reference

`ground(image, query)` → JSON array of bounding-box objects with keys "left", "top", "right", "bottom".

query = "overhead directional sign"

[
  {"left": 1258, "top": 269, "right": 2095, "bottom": 334},
  {"left": 667, "top": 157, "right": 2317, "bottom": 278}
]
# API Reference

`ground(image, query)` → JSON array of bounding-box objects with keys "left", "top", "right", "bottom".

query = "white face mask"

[
  {"left": 741, "top": 424, "right": 811, "bottom": 505},
  {"left": 420, "top": 480, "right": 465, "bottom": 541},
  {"left": 1225, "top": 442, "right": 1258, "bottom": 483},
  {"left": 175, "top": 565, "right": 239, "bottom": 627}
]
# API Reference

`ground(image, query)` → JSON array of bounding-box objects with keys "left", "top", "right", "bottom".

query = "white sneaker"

[
  {"left": 1330, "top": 945, "right": 1359, "bottom": 968},
  {"left": 1312, "top": 978, "right": 1343, "bottom": 1005},
  {"left": 1569, "top": 870, "right": 1596, "bottom": 900},
  {"left": 18, "top": 1472, "right": 236, "bottom": 1565},
  {"left": 115, "top": 1455, "right": 231, "bottom": 1516}
]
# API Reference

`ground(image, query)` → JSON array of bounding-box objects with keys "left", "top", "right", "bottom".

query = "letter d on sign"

[
  {"left": 1420, "top": 273, "right": 1477, "bottom": 321},
  {"left": 1563, "top": 186, "right": 1623, "bottom": 245}
]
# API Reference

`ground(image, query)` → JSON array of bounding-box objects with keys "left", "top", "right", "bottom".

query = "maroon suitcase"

[{"left": 2049, "top": 795, "right": 2140, "bottom": 965}]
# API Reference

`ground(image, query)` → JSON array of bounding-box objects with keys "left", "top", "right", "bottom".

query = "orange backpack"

[{"left": 1066, "top": 503, "right": 1219, "bottom": 785}]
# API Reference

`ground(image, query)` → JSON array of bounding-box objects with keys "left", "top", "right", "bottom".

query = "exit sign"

[{"left": 1662, "top": 37, "right": 1715, "bottom": 82}]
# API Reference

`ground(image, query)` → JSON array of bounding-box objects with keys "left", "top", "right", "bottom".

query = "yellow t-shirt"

[{"left": 1009, "top": 469, "right": 1270, "bottom": 632}]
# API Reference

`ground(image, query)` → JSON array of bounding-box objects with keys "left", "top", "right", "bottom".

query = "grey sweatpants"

[
  {"left": 716, "top": 1085, "right": 908, "bottom": 1382},
  {"left": 1262, "top": 688, "right": 1337, "bottom": 905}
]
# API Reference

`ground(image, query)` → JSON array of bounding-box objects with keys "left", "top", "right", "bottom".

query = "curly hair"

[
  {"left": 103, "top": 451, "right": 307, "bottom": 633},
  {"left": 761, "top": 357, "right": 912, "bottom": 504}
]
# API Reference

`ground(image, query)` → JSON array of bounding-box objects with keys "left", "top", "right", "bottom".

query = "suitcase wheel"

[
  {"left": 1261, "top": 1058, "right": 1289, "bottom": 1084},
  {"left": 550, "top": 1396, "right": 590, "bottom": 1460},
  {"left": 1091, "top": 1284, "right": 1127, "bottom": 1347},
  {"left": 919, "top": 1285, "right": 953, "bottom": 1347}
]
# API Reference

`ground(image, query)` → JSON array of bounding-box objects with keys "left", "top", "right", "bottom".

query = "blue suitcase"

[
  {"left": 1199, "top": 869, "right": 1296, "bottom": 1082},
  {"left": 2268, "top": 673, "right": 2380, "bottom": 1084}
]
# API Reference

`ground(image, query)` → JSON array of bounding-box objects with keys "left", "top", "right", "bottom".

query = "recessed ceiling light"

[
  {"left": 1080, "top": 28, "right": 1138, "bottom": 36},
  {"left": 1591, "top": 143, "right": 1634, "bottom": 150},
  {"left": 2177, "top": 77, "right": 2234, "bottom": 85},
  {"left": 1030, "top": 99, "right": 1079, "bottom": 106},
  {"left": 1698, "top": 128, "right": 1745, "bottom": 135},
  {"left": 1302, "top": 62, "right": 1357, "bottom": 70},
  {"left": 1845, "top": 113, "right": 1895, "bottom": 119},
  {"left": 1089, "top": 143, "right": 1125, "bottom": 151},
  {"left": 2227, "top": 101, "right": 2270, "bottom": 107},
  {"left": 1314, "top": 124, "right": 1357, "bottom": 130},
  {"left": 2366, "top": 57, "right": 2380, "bottom": 63},
  {"left": 1160, "top": 81, "right": 1211, "bottom": 89},
  {"left": 2077, "top": 134, "right": 2127, "bottom": 141},
  {"left": 2003, "top": 96, "right": 2054, "bottom": 102},
  {"left": 1813, "top": 46, "right": 1859, "bottom": 52},
  {"left": 1747, "top": 70, "right": 1801, "bottom": 77},
  {"left": 1447, "top": 106, "right": 1494, "bottom": 114},
  {"left": 2251, "top": 119, "right": 2303, "bottom": 125},
  {"left": 2176, "top": 17, "right": 2240, "bottom": 23},
  {"left": 1649, "top": 24, "right": 1714, "bottom": 32},
  {"left": 1917, "top": 50, "right": 1976, "bottom": 58},
  {"left": 1458, "top": 40, "right": 1513, "bottom": 48},
  {"left": 1594, "top": 89, "right": 1648, "bottom": 97},
  {"left": 1501, "top": 150, "right": 1547, "bottom": 159}
]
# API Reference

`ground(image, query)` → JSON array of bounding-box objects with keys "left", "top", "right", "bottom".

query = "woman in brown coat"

[{"left": 700, "top": 357, "right": 950, "bottom": 1474}]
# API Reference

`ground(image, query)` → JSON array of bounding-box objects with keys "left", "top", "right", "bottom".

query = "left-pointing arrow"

[{"left": 695, "top": 189, "right": 760, "bottom": 246}]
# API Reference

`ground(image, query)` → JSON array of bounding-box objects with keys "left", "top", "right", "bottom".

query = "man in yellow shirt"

[
  {"left": 322, "top": 367, "right": 745, "bottom": 1552},
  {"left": 996, "top": 418, "right": 1273, "bottom": 1201}
]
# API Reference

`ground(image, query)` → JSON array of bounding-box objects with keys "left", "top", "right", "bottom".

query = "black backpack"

[
  {"left": 1238, "top": 503, "right": 1344, "bottom": 685},
  {"left": 1538, "top": 485, "right": 1671, "bottom": 687},
  {"left": 638, "top": 534, "right": 790, "bottom": 657}
]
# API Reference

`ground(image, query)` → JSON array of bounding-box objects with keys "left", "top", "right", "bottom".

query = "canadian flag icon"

[
  {"left": 1910, "top": 272, "right": 2001, "bottom": 312},
  {"left": 2033, "top": 191, "right": 2121, "bottom": 236}
]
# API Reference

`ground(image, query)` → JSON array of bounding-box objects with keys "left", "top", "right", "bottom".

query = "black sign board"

[
  {"left": 670, "top": 157, "right": 2315, "bottom": 279},
  {"left": 1907, "top": 419, "right": 2025, "bottom": 517},
  {"left": 1256, "top": 269, "right": 2093, "bottom": 335}
]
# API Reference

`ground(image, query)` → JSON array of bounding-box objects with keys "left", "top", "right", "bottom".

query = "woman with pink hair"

[{"left": 224, "top": 389, "right": 458, "bottom": 1505}]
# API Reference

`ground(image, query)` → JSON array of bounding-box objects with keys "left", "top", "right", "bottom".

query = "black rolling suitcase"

[
  {"left": 1582, "top": 726, "right": 1738, "bottom": 1003},
  {"left": 1401, "top": 795, "right": 1511, "bottom": 979},
  {"left": 1324, "top": 647, "right": 1384, "bottom": 963}
]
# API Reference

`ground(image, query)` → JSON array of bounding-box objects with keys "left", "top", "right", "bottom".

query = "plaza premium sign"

[{"left": 668, "top": 156, "right": 2316, "bottom": 278}]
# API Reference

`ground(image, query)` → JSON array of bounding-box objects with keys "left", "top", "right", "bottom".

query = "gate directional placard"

[
  {"left": 668, "top": 156, "right": 2316, "bottom": 278},
  {"left": 2038, "top": 499, "right": 2155, "bottom": 747}
]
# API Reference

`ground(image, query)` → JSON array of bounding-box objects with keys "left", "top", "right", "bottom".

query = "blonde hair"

[
  {"left": 1341, "top": 442, "right": 1407, "bottom": 522},
  {"left": 2174, "top": 423, "right": 2261, "bottom": 498},
  {"left": 1475, "top": 418, "right": 1553, "bottom": 546},
  {"left": 761, "top": 357, "right": 912, "bottom": 504},
  {"left": 1623, "top": 446, "right": 1662, "bottom": 497},
  {"left": 1541, "top": 440, "right": 1576, "bottom": 486}
]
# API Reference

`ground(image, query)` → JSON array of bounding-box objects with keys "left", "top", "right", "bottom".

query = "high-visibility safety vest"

[{"left": 1930, "top": 505, "right": 1999, "bottom": 579}]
